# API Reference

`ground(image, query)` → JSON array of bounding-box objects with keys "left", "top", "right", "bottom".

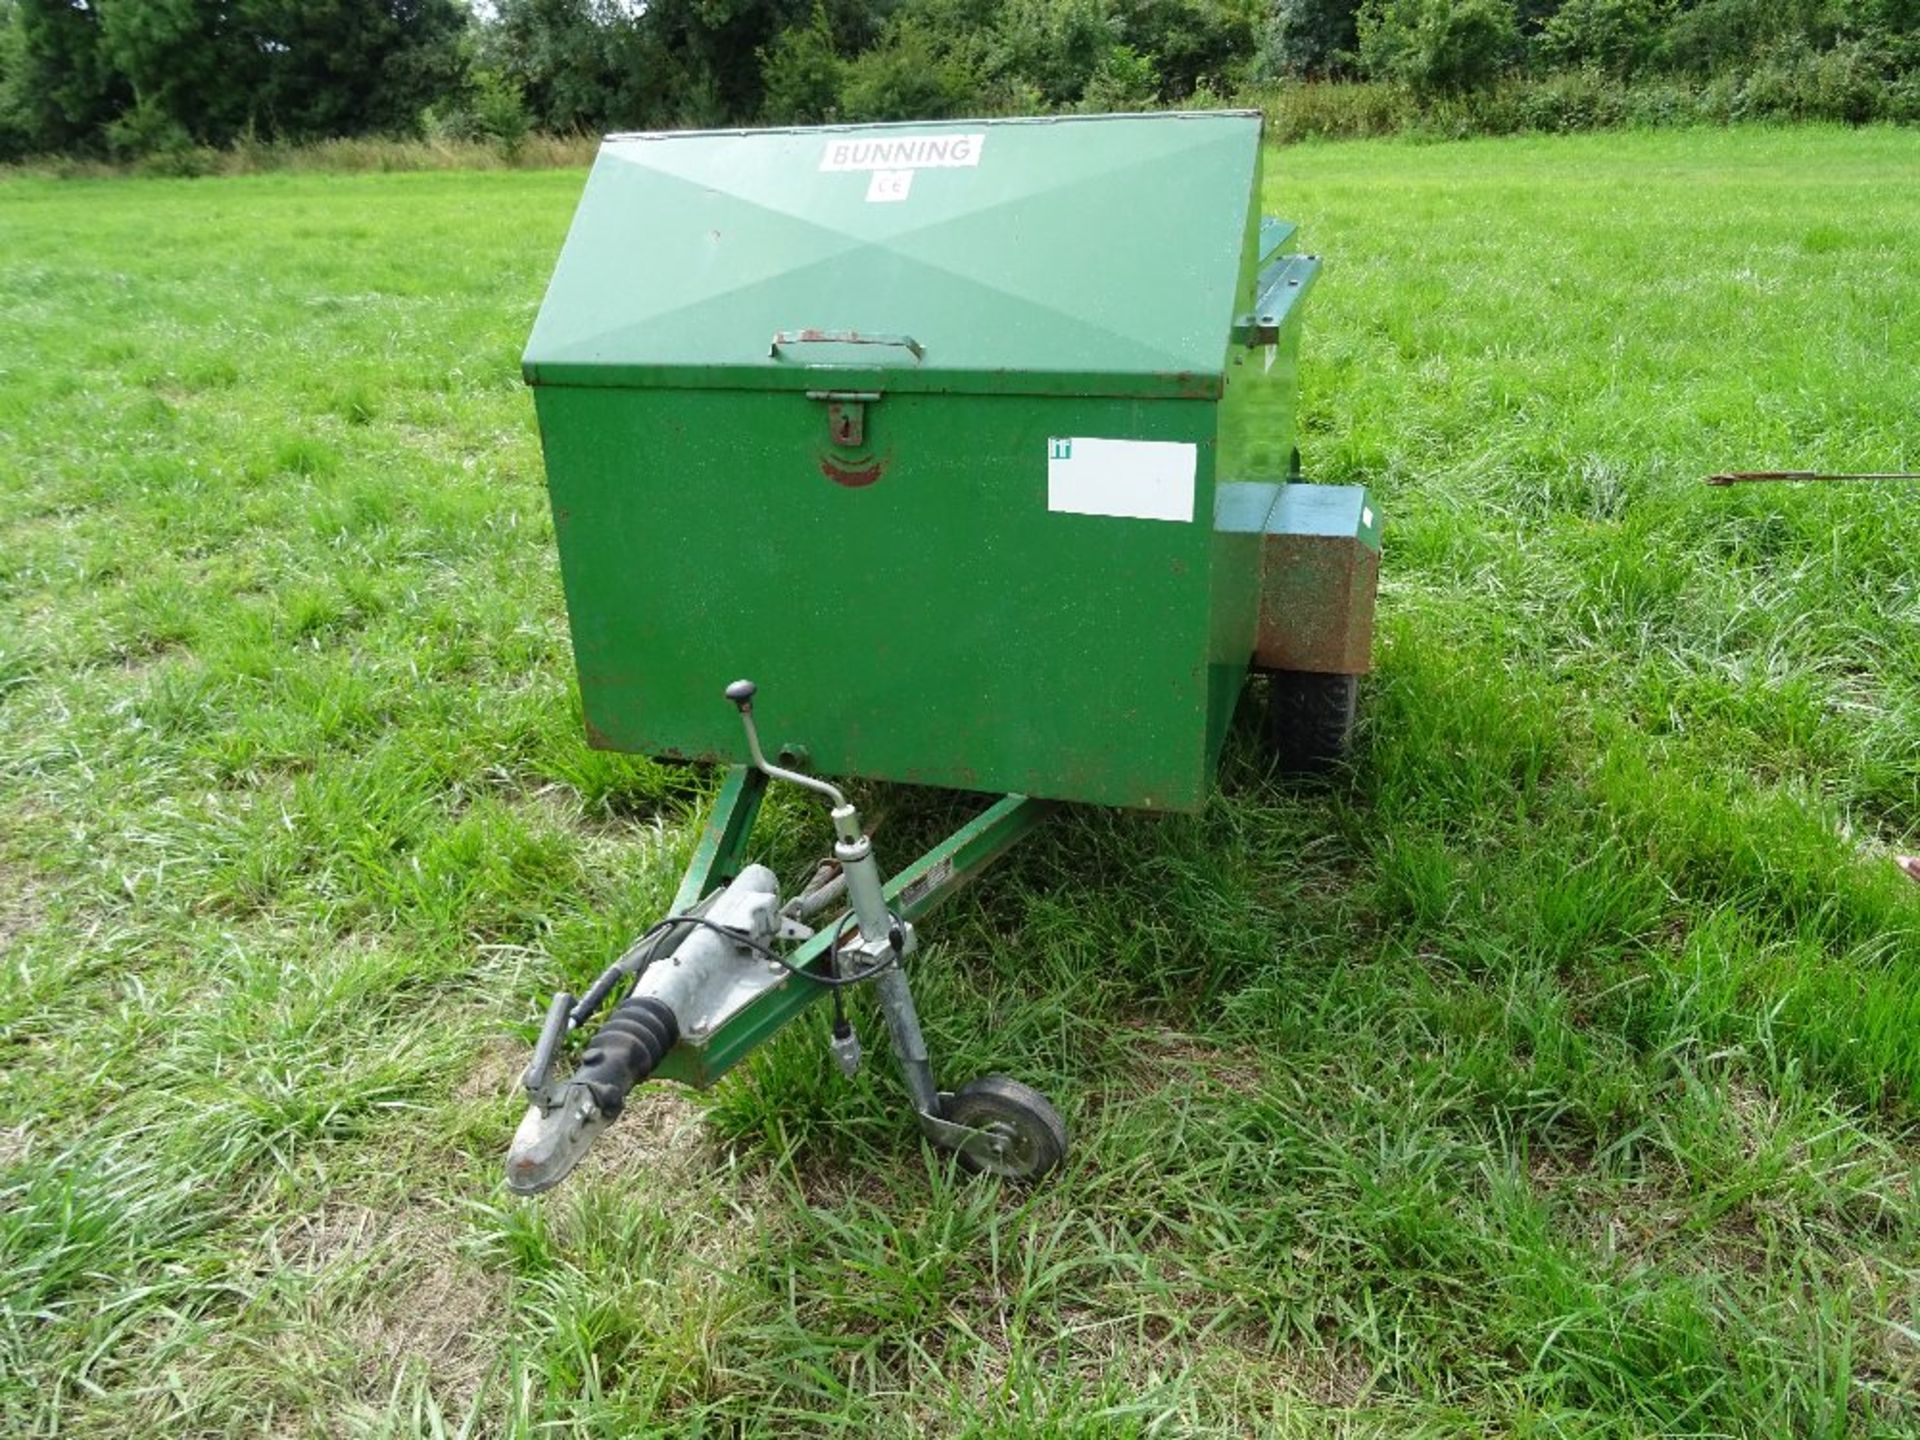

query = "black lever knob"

[{"left": 724, "top": 678, "right": 757, "bottom": 710}]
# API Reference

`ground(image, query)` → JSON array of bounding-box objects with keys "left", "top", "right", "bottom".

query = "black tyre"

[
  {"left": 944, "top": 1075, "right": 1068, "bottom": 1182},
  {"left": 1264, "top": 669, "right": 1358, "bottom": 776}
]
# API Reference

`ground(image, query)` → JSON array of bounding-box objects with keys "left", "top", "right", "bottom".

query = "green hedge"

[
  {"left": 1256, "top": 65, "right": 1918, "bottom": 143},
  {"left": 3, "top": 0, "right": 1913, "bottom": 164}
]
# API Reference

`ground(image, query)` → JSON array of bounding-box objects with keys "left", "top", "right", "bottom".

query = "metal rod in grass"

[{"left": 1704, "top": 471, "right": 1920, "bottom": 486}]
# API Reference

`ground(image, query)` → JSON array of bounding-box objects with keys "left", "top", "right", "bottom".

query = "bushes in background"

[
  {"left": 0, "top": 0, "right": 467, "bottom": 159},
  {"left": 1254, "top": 64, "right": 1918, "bottom": 143},
  {"left": 1, "top": 0, "right": 1914, "bottom": 163}
]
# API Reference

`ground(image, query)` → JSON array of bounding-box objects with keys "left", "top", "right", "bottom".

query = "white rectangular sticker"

[
  {"left": 820, "top": 133, "right": 986, "bottom": 173},
  {"left": 865, "top": 169, "right": 913, "bottom": 203},
  {"left": 1047, "top": 437, "right": 1196, "bottom": 523}
]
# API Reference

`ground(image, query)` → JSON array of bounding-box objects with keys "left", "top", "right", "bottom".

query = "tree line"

[{"left": 1, "top": 0, "right": 1913, "bottom": 162}]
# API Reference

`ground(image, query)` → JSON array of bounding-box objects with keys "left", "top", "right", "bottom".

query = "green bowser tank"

[{"left": 505, "top": 113, "right": 1380, "bottom": 1194}]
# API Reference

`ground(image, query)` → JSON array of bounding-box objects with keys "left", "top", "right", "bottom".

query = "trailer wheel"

[
  {"left": 1264, "top": 670, "right": 1357, "bottom": 776},
  {"left": 945, "top": 1076, "right": 1067, "bottom": 1182}
]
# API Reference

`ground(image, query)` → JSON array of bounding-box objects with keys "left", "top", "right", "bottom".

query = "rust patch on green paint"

[
  {"left": 820, "top": 452, "right": 888, "bottom": 488},
  {"left": 1255, "top": 538, "right": 1379, "bottom": 675}
]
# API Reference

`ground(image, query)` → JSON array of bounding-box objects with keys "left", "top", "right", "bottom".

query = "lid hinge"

[{"left": 1234, "top": 253, "right": 1322, "bottom": 348}]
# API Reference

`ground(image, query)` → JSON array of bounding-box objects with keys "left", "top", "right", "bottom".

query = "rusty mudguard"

[{"left": 1222, "top": 482, "right": 1383, "bottom": 676}]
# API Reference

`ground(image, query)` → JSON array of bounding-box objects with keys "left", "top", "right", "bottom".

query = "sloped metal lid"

[{"left": 523, "top": 112, "right": 1262, "bottom": 399}]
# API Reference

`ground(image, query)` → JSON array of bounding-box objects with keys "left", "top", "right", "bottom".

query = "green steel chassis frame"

[{"left": 652, "top": 767, "right": 1054, "bottom": 1089}]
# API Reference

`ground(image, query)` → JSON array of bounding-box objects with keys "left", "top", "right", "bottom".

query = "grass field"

[{"left": 3, "top": 124, "right": 1919, "bottom": 1437}]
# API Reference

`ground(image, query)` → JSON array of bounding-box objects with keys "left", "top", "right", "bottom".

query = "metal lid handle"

[{"left": 769, "top": 330, "right": 924, "bottom": 363}]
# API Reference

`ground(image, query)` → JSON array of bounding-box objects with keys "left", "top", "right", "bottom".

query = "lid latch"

[{"left": 807, "top": 390, "right": 881, "bottom": 449}]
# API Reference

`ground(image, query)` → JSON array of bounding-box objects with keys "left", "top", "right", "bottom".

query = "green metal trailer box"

[{"left": 524, "top": 112, "right": 1322, "bottom": 811}]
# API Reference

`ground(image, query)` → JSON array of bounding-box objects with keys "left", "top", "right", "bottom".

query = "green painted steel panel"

[
  {"left": 539, "top": 386, "right": 1223, "bottom": 808},
  {"left": 527, "top": 112, "right": 1312, "bottom": 811},
  {"left": 523, "top": 113, "right": 1263, "bottom": 399}
]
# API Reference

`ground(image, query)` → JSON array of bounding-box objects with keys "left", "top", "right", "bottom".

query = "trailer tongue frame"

[
  {"left": 653, "top": 765, "right": 1053, "bottom": 1091},
  {"left": 506, "top": 686, "right": 1066, "bottom": 1193}
]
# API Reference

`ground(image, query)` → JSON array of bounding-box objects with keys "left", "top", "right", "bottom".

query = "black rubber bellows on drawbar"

[{"left": 572, "top": 995, "right": 679, "bottom": 1119}]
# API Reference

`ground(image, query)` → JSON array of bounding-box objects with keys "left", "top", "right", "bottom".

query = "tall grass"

[{"left": 0, "top": 131, "right": 600, "bottom": 180}]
